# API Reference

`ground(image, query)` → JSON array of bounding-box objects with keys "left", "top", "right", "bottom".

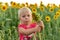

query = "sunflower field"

[{"left": 0, "top": 1, "right": 60, "bottom": 40}]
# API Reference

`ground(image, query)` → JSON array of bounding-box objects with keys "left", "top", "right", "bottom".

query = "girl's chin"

[
  {"left": 24, "top": 21, "right": 31, "bottom": 24},
  {"left": 25, "top": 21, "right": 29, "bottom": 22}
]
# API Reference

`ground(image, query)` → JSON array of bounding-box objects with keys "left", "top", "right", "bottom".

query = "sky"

[{"left": 0, "top": 0, "right": 60, "bottom": 6}]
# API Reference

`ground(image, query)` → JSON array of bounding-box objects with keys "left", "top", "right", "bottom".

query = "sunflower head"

[
  {"left": 46, "top": 4, "right": 50, "bottom": 8},
  {"left": 54, "top": 15, "right": 58, "bottom": 20},
  {"left": 21, "top": 3, "right": 25, "bottom": 7},
  {"left": 32, "top": 13, "right": 41, "bottom": 22},
  {"left": 49, "top": 8, "right": 54, "bottom": 12},
  {"left": 16, "top": 3, "right": 20, "bottom": 9},
  {"left": 55, "top": 12, "right": 60, "bottom": 16},
  {"left": 40, "top": 1, "right": 44, "bottom": 6},
  {"left": 5, "top": 2, "right": 8, "bottom": 6},
  {"left": 35, "top": 3, "right": 37, "bottom": 6},
  {"left": 52, "top": 4, "right": 56, "bottom": 8},
  {"left": 34, "top": 3, "right": 37, "bottom": 8},
  {"left": 58, "top": 10, "right": 60, "bottom": 12},
  {"left": 59, "top": 4, "right": 60, "bottom": 8},
  {"left": 1, "top": 5, "right": 8, "bottom": 11},
  {"left": 10, "top": 1, "right": 13, "bottom": 4},
  {"left": 45, "top": 16, "right": 50, "bottom": 22},
  {"left": 11, "top": 2, "right": 17, "bottom": 8},
  {"left": 32, "top": 8, "right": 37, "bottom": 13},
  {"left": 25, "top": 2, "right": 28, "bottom": 7},
  {"left": 26, "top": 2, "right": 28, "bottom": 5},
  {"left": 40, "top": 6, "right": 44, "bottom": 11},
  {"left": 29, "top": 4, "right": 34, "bottom": 8}
]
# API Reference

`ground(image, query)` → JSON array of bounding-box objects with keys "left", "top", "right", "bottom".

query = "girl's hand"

[
  {"left": 35, "top": 25, "right": 41, "bottom": 32},
  {"left": 28, "top": 33, "right": 34, "bottom": 37},
  {"left": 37, "top": 20, "right": 44, "bottom": 32}
]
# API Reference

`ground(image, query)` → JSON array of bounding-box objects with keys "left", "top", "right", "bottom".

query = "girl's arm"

[{"left": 18, "top": 25, "right": 40, "bottom": 35}]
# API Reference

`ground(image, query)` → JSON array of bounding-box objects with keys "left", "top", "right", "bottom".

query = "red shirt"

[{"left": 18, "top": 22, "right": 37, "bottom": 40}]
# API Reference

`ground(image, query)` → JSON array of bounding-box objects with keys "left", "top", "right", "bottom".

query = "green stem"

[
  {"left": 39, "top": 33, "right": 41, "bottom": 40},
  {"left": 33, "top": 35, "right": 36, "bottom": 40},
  {"left": 9, "top": 6, "right": 12, "bottom": 19},
  {"left": 9, "top": 29, "right": 11, "bottom": 40}
]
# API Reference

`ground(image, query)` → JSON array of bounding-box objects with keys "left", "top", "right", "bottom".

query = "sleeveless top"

[{"left": 18, "top": 22, "right": 37, "bottom": 40}]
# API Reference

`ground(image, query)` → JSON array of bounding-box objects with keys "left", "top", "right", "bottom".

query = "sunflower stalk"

[
  {"left": 48, "top": 22, "right": 52, "bottom": 40},
  {"left": 33, "top": 35, "right": 36, "bottom": 40},
  {"left": 13, "top": 26, "right": 19, "bottom": 40},
  {"left": 32, "top": 12, "right": 43, "bottom": 40},
  {"left": 8, "top": 29, "right": 11, "bottom": 40},
  {"left": 5, "top": 18, "right": 12, "bottom": 40},
  {"left": 1, "top": 30, "right": 5, "bottom": 40},
  {"left": 36, "top": 15, "right": 43, "bottom": 40},
  {"left": 9, "top": 6, "right": 12, "bottom": 19}
]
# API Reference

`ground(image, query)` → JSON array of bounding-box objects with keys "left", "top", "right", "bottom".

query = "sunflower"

[
  {"left": 40, "top": 1, "right": 44, "bottom": 6},
  {"left": 49, "top": 8, "right": 54, "bottom": 12},
  {"left": 16, "top": 3, "right": 20, "bottom": 9},
  {"left": 59, "top": 4, "right": 60, "bottom": 8},
  {"left": 25, "top": 2, "right": 28, "bottom": 7},
  {"left": 52, "top": 4, "right": 56, "bottom": 8},
  {"left": 32, "top": 8, "right": 37, "bottom": 13},
  {"left": 34, "top": 3, "right": 37, "bottom": 8},
  {"left": 26, "top": 2, "right": 28, "bottom": 5},
  {"left": 58, "top": 10, "right": 60, "bottom": 12},
  {"left": 32, "top": 13, "right": 41, "bottom": 22},
  {"left": 35, "top": 3, "right": 37, "bottom": 6},
  {"left": 29, "top": 4, "right": 34, "bottom": 9},
  {"left": 10, "top": 1, "right": 13, "bottom": 4},
  {"left": 55, "top": 12, "right": 60, "bottom": 17},
  {"left": 45, "top": 16, "right": 50, "bottom": 22},
  {"left": 46, "top": 4, "right": 50, "bottom": 8},
  {"left": 1, "top": 5, "right": 8, "bottom": 11},
  {"left": 11, "top": 2, "right": 17, "bottom": 8},
  {"left": 40, "top": 6, "right": 44, "bottom": 11},
  {"left": 5, "top": 2, "right": 8, "bottom": 6},
  {"left": 21, "top": 3, "right": 25, "bottom": 7},
  {"left": 54, "top": 15, "right": 58, "bottom": 20}
]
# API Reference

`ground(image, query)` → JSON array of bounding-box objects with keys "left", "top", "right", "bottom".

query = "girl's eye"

[
  {"left": 22, "top": 15, "right": 25, "bottom": 18},
  {"left": 27, "top": 15, "right": 30, "bottom": 17}
]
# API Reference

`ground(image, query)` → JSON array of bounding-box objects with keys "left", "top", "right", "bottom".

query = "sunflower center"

[
  {"left": 57, "top": 13, "right": 59, "bottom": 15},
  {"left": 41, "top": 8, "right": 43, "bottom": 10},
  {"left": 47, "top": 18, "right": 49, "bottom": 20},
  {"left": 3, "top": 7, "right": 5, "bottom": 9},
  {"left": 41, "top": 4, "right": 43, "bottom": 6},
  {"left": 33, "top": 9, "right": 35, "bottom": 11},
  {"left": 51, "top": 9, "right": 53, "bottom": 11},
  {"left": 13, "top": 3, "right": 16, "bottom": 5},
  {"left": 11, "top": 1, "right": 13, "bottom": 4},
  {"left": 55, "top": 16, "right": 56, "bottom": 18}
]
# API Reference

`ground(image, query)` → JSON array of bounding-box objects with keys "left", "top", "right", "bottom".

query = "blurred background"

[
  {"left": 0, "top": 0, "right": 60, "bottom": 40},
  {"left": 0, "top": 0, "right": 60, "bottom": 6}
]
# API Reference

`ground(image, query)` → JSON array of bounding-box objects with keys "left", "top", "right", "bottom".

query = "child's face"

[{"left": 20, "top": 11, "right": 32, "bottom": 24}]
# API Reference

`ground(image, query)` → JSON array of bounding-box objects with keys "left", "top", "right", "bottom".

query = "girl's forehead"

[{"left": 21, "top": 11, "right": 31, "bottom": 15}]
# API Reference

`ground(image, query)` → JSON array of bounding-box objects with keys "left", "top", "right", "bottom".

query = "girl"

[{"left": 18, "top": 7, "right": 44, "bottom": 40}]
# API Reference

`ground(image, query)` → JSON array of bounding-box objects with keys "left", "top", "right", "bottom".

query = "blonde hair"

[{"left": 18, "top": 7, "right": 32, "bottom": 19}]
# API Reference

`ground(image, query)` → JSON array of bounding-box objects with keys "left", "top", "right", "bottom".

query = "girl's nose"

[{"left": 25, "top": 17, "right": 28, "bottom": 19}]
